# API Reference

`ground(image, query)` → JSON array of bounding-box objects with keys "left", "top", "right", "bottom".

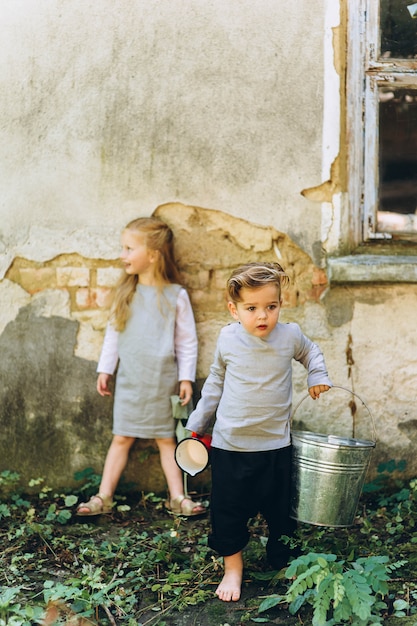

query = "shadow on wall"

[
  {"left": 0, "top": 307, "right": 172, "bottom": 493},
  {"left": 0, "top": 308, "right": 110, "bottom": 488}
]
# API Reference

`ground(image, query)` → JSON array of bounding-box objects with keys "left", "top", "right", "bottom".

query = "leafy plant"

[
  {"left": 43, "top": 565, "right": 123, "bottom": 619},
  {"left": 73, "top": 466, "right": 102, "bottom": 494},
  {"left": 363, "top": 459, "right": 407, "bottom": 494},
  {"left": 2, "top": 462, "right": 417, "bottom": 625},
  {"left": 0, "top": 470, "right": 20, "bottom": 492},
  {"left": 0, "top": 586, "right": 44, "bottom": 625},
  {"left": 258, "top": 552, "right": 406, "bottom": 626}
]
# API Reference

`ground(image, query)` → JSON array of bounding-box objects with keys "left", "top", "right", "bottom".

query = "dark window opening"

[
  {"left": 380, "top": 0, "right": 417, "bottom": 59},
  {"left": 377, "top": 89, "right": 417, "bottom": 233}
]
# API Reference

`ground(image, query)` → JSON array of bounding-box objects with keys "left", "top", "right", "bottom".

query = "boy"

[{"left": 186, "top": 262, "right": 331, "bottom": 602}]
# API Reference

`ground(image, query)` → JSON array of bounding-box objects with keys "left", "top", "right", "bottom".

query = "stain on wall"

[{"left": 0, "top": 310, "right": 103, "bottom": 484}]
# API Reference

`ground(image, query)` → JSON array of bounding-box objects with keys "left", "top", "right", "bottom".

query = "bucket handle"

[{"left": 291, "top": 385, "right": 376, "bottom": 443}]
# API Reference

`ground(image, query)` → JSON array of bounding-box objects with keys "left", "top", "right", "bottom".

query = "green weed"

[
  {"left": 257, "top": 552, "right": 406, "bottom": 625},
  {"left": 0, "top": 586, "right": 44, "bottom": 625}
]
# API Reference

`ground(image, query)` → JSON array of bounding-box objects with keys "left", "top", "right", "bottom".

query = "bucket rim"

[{"left": 292, "top": 429, "right": 376, "bottom": 448}]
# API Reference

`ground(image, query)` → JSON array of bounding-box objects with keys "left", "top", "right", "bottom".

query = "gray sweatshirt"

[{"left": 186, "top": 321, "right": 332, "bottom": 452}]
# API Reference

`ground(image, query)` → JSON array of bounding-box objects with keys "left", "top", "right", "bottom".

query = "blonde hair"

[
  {"left": 227, "top": 262, "right": 289, "bottom": 303},
  {"left": 111, "top": 217, "right": 181, "bottom": 331}
]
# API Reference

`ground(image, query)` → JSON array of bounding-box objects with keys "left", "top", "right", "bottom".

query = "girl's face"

[
  {"left": 120, "top": 229, "right": 158, "bottom": 281},
  {"left": 227, "top": 283, "right": 281, "bottom": 339}
]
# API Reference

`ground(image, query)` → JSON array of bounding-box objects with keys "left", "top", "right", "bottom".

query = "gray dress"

[{"left": 113, "top": 283, "right": 181, "bottom": 438}]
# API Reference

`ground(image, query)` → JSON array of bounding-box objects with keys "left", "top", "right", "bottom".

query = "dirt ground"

[
  {"left": 71, "top": 502, "right": 298, "bottom": 626},
  {"left": 5, "top": 482, "right": 417, "bottom": 626},
  {"left": 131, "top": 578, "right": 299, "bottom": 626}
]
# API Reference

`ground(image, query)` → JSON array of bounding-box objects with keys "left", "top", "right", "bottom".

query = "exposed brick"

[
  {"left": 75, "top": 288, "right": 112, "bottom": 310},
  {"left": 282, "top": 290, "right": 299, "bottom": 308},
  {"left": 97, "top": 267, "right": 123, "bottom": 287},
  {"left": 75, "top": 288, "right": 91, "bottom": 309},
  {"left": 309, "top": 285, "right": 329, "bottom": 301},
  {"left": 56, "top": 267, "right": 90, "bottom": 288},
  {"left": 19, "top": 268, "right": 56, "bottom": 292},
  {"left": 180, "top": 270, "right": 210, "bottom": 290},
  {"left": 312, "top": 267, "right": 328, "bottom": 287},
  {"left": 213, "top": 269, "right": 232, "bottom": 290},
  {"left": 72, "top": 310, "right": 110, "bottom": 329},
  {"left": 95, "top": 287, "right": 113, "bottom": 308}
]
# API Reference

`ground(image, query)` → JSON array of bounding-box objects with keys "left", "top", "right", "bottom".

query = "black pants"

[{"left": 208, "top": 446, "right": 296, "bottom": 568}]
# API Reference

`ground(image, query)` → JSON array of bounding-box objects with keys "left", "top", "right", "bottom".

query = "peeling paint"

[
  {"left": 301, "top": 156, "right": 341, "bottom": 203},
  {"left": 0, "top": 280, "right": 31, "bottom": 335}
]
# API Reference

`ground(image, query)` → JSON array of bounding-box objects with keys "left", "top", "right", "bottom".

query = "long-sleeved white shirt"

[
  {"left": 97, "top": 287, "right": 198, "bottom": 382},
  {"left": 186, "top": 321, "right": 332, "bottom": 452}
]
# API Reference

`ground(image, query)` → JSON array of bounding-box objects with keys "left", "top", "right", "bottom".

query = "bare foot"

[{"left": 215, "top": 552, "right": 243, "bottom": 602}]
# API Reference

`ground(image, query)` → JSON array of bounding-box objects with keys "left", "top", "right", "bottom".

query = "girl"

[{"left": 76, "top": 216, "right": 205, "bottom": 517}]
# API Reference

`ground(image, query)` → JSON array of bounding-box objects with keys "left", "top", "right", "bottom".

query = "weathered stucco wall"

[
  {"left": 0, "top": 204, "right": 329, "bottom": 490},
  {"left": 2, "top": 202, "right": 417, "bottom": 491},
  {"left": 1, "top": 1, "right": 416, "bottom": 493},
  {"left": 0, "top": 0, "right": 326, "bottom": 272}
]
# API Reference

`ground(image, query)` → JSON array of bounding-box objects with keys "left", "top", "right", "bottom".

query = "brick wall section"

[
  {"left": 0, "top": 205, "right": 330, "bottom": 490},
  {"left": 4, "top": 205, "right": 329, "bottom": 368},
  {"left": 156, "top": 203, "right": 329, "bottom": 322},
  {"left": 5, "top": 254, "right": 121, "bottom": 319}
]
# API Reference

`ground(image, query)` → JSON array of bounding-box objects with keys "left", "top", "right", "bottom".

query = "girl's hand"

[
  {"left": 97, "top": 373, "right": 113, "bottom": 397},
  {"left": 179, "top": 380, "right": 193, "bottom": 405},
  {"left": 308, "top": 384, "right": 330, "bottom": 400}
]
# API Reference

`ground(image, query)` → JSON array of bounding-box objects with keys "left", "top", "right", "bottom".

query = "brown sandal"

[
  {"left": 75, "top": 493, "right": 113, "bottom": 516},
  {"left": 165, "top": 494, "right": 207, "bottom": 517}
]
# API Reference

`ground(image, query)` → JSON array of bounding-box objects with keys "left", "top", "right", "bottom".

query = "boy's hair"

[
  {"left": 112, "top": 217, "right": 181, "bottom": 331},
  {"left": 227, "top": 262, "right": 289, "bottom": 303}
]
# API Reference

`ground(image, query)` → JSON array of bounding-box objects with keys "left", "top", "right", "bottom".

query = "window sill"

[{"left": 327, "top": 254, "right": 417, "bottom": 284}]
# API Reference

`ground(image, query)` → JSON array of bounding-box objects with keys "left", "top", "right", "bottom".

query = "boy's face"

[{"left": 228, "top": 284, "right": 281, "bottom": 339}]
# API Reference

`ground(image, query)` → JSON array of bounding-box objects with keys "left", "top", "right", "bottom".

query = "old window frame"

[
  {"left": 329, "top": 0, "right": 417, "bottom": 283},
  {"left": 364, "top": 1, "right": 417, "bottom": 242},
  {"left": 348, "top": 0, "right": 417, "bottom": 244}
]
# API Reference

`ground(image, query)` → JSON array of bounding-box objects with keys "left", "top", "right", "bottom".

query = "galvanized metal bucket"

[{"left": 290, "top": 386, "right": 376, "bottom": 527}]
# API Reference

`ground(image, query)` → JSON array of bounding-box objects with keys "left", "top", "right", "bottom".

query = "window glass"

[
  {"left": 377, "top": 88, "right": 417, "bottom": 233},
  {"left": 380, "top": 0, "right": 417, "bottom": 59},
  {"left": 347, "top": 0, "right": 417, "bottom": 245}
]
